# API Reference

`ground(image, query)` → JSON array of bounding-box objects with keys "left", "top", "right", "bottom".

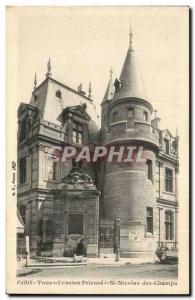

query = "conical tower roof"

[
  {"left": 101, "top": 68, "right": 115, "bottom": 105},
  {"left": 113, "top": 29, "right": 147, "bottom": 102}
]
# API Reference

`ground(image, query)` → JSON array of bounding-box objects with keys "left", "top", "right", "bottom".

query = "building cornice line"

[
  {"left": 157, "top": 198, "right": 179, "bottom": 207},
  {"left": 109, "top": 97, "right": 153, "bottom": 113}
]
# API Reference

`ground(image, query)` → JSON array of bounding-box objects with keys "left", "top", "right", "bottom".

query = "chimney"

[
  {"left": 151, "top": 117, "right": 161, "bottom": 129},
  {"left": 151, "top": 110, "right": 161, "bottom": 129},
  {"left": 78, "top": 83, "right": 86, "bottom": 95}
]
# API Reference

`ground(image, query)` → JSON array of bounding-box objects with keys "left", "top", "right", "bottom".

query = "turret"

[
  {"left": 101, "top": 68, "right": 115, "bottom": 129},
  {"left": 101, "top": 25, "right": 159, "bottom": 259}
]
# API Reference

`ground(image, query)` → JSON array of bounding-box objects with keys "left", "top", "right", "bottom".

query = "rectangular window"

[
  {"left": 19, "top": 157, "right": 27, "bottom": 184},
  {"left": 165, "top": 211, "right": 174, "bottom": 240},
  {"left": 143, "top": 111, "right": 148, "bottom": 121},
  {"left": 146, "top": 159, "right": 153, "bottom": 181},
  {"left": 68, "top": 214, "right": 83, "bottom": 235},
  {"left": 72, "top": 122, "right": 83, "bottom": 144},
  {"left": 48, "top": 160, "right": 57, "bottom": 181},
  {"left": 165, "top": 168, "right": 173, "bottom": 192},
  {"left": 164, "top": 138, "right": 169, "bottom": 154},
  {"left": 127, "top": 108, "right": 134, "bottom": 118},
  {"left": 53, "top": 161, "right": 57, "bottom": 180},
  {"left": 146, "top": 207, "right": 153, "bottom": 233},
  {"left": 19, "top": 118, "right": 27, "bottom": 142}
]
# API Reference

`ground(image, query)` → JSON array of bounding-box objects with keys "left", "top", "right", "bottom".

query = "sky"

[{"left": 15, "top": 6, "right": 189, "bottom": 134}]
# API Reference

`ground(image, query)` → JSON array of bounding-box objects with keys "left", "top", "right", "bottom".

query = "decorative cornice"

[{"left": 109, "top": 97, "right": 153, "bottom": 113}]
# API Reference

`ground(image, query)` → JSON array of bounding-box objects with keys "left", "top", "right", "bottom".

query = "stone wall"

[{"left": 53, "top": 190, "right": 99, "bottom": 257}]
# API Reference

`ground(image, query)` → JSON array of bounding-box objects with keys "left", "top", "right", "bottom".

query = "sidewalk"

[
  {"left": 88, "top": 256, "right": 156, "bottom": 266},
  {"left": 16, "top": 255, "right": 158, "bottom": 276},
  {"left": 17, "top": 267, "right": 40, "bottom": 277}
]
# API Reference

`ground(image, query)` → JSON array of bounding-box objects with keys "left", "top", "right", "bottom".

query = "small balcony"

[{"left": 102, "top": 121, "right": 159, "bottom": 150}]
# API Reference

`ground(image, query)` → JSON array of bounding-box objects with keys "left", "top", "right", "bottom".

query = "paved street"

[{"left": 26, "top": 263, "right": 177, "bottom": 279}]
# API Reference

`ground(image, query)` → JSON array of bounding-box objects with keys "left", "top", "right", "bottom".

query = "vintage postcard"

[{"left": 6, "top": 6, "right": 190, "bottom": 295}]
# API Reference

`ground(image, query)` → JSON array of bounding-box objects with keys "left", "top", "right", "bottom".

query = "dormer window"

[
  {"left": 127, "top": 108, "right": 134, "bottom": 118},
  {"left": 112, "top": 111, "right": 118, "bottom": 122},
  {"left": 56, "top": 89, "right": 62, "bottom": 99},
  {"left": 164, "top": 138, "right": 169, "bottom": 155},
  {"left": 143, "top": 111, "right": 148, "bottom": 122},
  {"left": 72, "top": 121, "right": 83, "bottom": 145}
]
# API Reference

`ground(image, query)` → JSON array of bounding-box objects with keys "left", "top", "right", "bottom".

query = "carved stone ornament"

[{"left": 56, "top": 167, "right": 97, "bottom": 191}]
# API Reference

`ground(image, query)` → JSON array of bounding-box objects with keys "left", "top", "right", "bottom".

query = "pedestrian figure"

[{"left": 74, "top": 238, "right": 86, "bottom": 262}]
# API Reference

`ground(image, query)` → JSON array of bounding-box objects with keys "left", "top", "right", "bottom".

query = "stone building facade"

[{"left": 17, "top": 33, "right": 179, "bottom": 258}]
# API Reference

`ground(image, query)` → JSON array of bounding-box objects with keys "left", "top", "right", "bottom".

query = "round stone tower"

[{"left": 101, "top": 28, "right": 159, "bottom": 258}]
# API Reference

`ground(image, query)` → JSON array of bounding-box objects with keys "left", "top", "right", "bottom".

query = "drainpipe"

[
  {"left": 158, "top": 161, "right": 161, "bottom": 245},
  {"left": 98, "top": 192, "right": 100, "bottom": 258},
  {"left": 115, "top": 218, "right": 120, "bottom": 262},
  {"left": 175, "top": 163, "right": 178, "bottom": 250},
  {"left": 158, "top": 208, "right": 163, "bottom": 246},
  {"left": 158, "top": 161, "right": 163, "bottom": 246}
]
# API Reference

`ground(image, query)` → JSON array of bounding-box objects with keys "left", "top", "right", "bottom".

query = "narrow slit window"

[
  {"left": 146, "top": 159, "right": 153, "bottom": 181},
  {"left": 143, "top": 111, "right": 148, "bottom": 121},
  {"left": 127, "top": 108, "right": 134, "bottom": 118}
]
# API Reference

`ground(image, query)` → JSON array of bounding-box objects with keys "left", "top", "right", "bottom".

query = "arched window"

[{"left": 165, "top": 211, "right": 174, "bottom": 240}]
